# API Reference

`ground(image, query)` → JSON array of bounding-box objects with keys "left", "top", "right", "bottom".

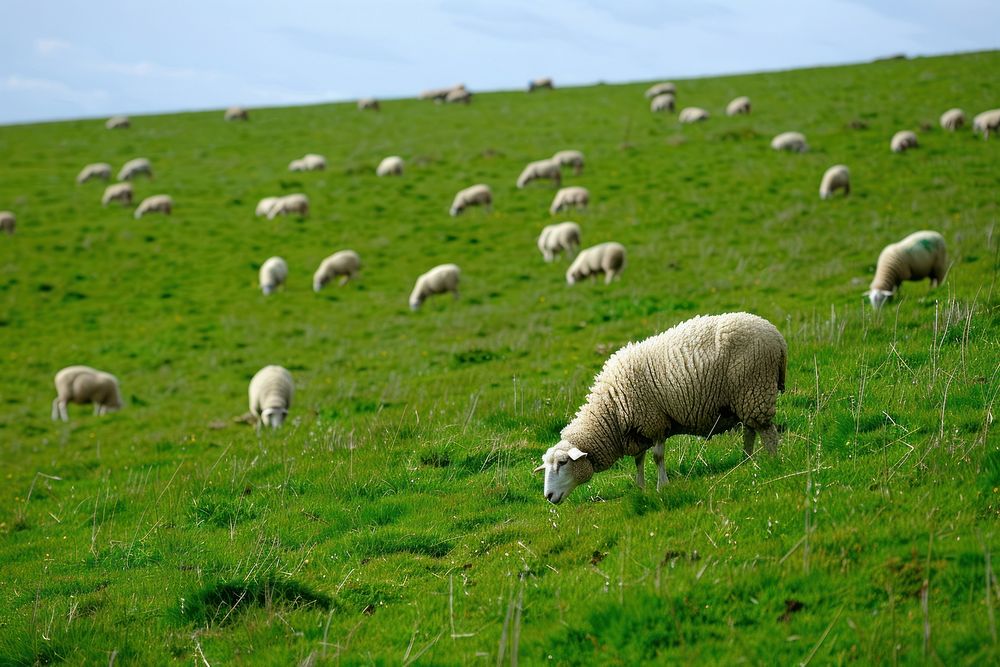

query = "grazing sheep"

[
  {"left": 445, "top": 87, "right": 472, "bottom": 104},
  {"left": 410, "top": 264, "right": 460, "bottom": 311},
  {"left": 771, "top": 131, "right": 808, "bottom": 152},
  {"left": 537, "top": 222, "right": 581, "bottom": 262},
  {"left": 51, "top": 365, "right": 123, "bottom": 422},
  {"left": 105, "top": 115, "right": 130, "bottom": 129},
  {"left": 549, "top": 186, "right": 589, "bottom": 215},
  {"left": 973, "top": 108, "right": 1000, "bottom": 140},
  {"left": 102, "top": 182, "right": 134, "bottom": 207},
  {"left": 134, "top": 194, "right": 173, "bottom": 219},
  {"left": 726, "top": 96, "right": 751, "bottom": 116},
  {"left": 535, "top": 312, "right": 787, "bottom": 503},
  {"left": 289, "top": 153, "right": 327, "bottom": 172},
  {"left": 679, "top": 107, "right": 709, "bottom": 123},
  {"left": 890, "top": 130, "right": 918, "bottom": 153},
  {"left": 76, "top": 162, "right": 112, "bottom": 184},
  {"left": 420, "top": 85, "right": 463, "bottom": 101},
  {"left": 118, "top": 158, "right": 153, "bottom": 181},
  {"left": 357, "top": 97, "right": 380, "bottom": 111},
  {"left": 0, "top": 211, "right": 15, "bottom": 235},
  {"left": 517, "top": 158, "right": 562, "bottom": 188},
  {"left": 255, "top": 197, "right": 279, "bottom": 217},
  {"left": 259, "top": 256, "right": 288, "bottom": 295},
  {"left": 449, "top": 184, "right": 492, "bottom": 216},
  {"left": 266, "top": 194, "right": 309, "bottom": 219},
  {"left": 224, "top": 106, "right": 249, "bottom": 121},
  {"left": 866, "top": 230, "right": 947, "bottom": 309},
  {"left": 528, "top": 77, "right": 554, "bottom": 92},
  {"left": 650, "top": 93, "right": 676, "bottom": 113},
  {"left": 939, "top": 108, "right": 966, "bottom": 131},
  {"left": 551, "top": 149, "right": 584, "bottom": 175},
  {"left": 644, "top": 82, "right": 676, "bottom": 99},
  {"left": 819, "top": 164, "right": 850, "bottom": 200},
  {"left": 248, "top": 365, "right": 294, "bottom": 430},
  {"left": 376, "top": 156, "right": 404, "bottom": 176},
  {"left": 313, "top": 250, "right": 361, "bottom": 291},
  {"left": 566, "top": 242, "right": 625, "bottom": 285}
]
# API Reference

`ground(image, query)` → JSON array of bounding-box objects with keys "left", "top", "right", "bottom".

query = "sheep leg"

[
  {"left": 759, "top": 425, "right": 779, "bottom": 455},
  {"left": 338, "top": 275, "right": 350, "bottom": 286},
  {"left": 604, "top": 271, "right": 614, "bottom": 285},
  {"left": 653, "top": 443, "right": 668, "bottom": 490},
  {"left": 743, "top": 428, "right": 756, "bottom": 457},
  {"left": 52, "top": 398, "right": 65, "bottom": 422},
  {"left": 634, "top": 450, "right": 646, "bottom": 489}
]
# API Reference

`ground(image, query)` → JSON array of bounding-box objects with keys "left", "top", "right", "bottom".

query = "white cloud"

[{"left": 35, "top": 38, "right": 71, "bottom": 56}]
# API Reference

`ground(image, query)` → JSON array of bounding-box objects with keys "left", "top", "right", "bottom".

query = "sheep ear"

[
  {"left": 568, "top": 447, "right": 588, "bottom": 461},
  {"left": 533, "top": 464, "right": 545, "bottom": 474}
]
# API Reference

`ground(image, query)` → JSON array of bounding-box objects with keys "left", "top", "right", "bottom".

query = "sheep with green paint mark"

[{"left": 866, "top": 230, "right": 948, "bottom": 309}]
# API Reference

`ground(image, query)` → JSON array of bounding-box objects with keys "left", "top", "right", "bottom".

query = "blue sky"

[{"left": 1, "top": 1, "right": 996, "bottom": 125}]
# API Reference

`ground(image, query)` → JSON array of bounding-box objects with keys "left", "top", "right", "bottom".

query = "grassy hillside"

[{"left": 1, "top": 51, "right": 998, "bottom": 664}]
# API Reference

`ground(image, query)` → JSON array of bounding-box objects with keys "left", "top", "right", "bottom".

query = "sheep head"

[
  {"left": 261, "top": 407, "right": 287, "bottom": 429},
  {"left": 535, "top": 440, "right": 593, "bottom": 504},
  {"left": 865, "top": 289, "right": 893, "bottom": 309}
]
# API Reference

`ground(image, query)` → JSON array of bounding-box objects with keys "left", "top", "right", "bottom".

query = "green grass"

[{"left": 1, "top": 51, "right": 998, "bottom": 664}]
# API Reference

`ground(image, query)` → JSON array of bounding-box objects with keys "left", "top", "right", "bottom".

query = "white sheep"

[
  {"left": 0, "top": 211, "right": 15, "bottom": 235},
  {"left": 679, "top": 107, "right": 709, "bottom": 123},
  {"left": 866, "top": 230, "right": 947, "bottom": 309},
  {"left": 224, "top": 106, "right": 249, "bottom": 121},
  {"left": 771, "top": 131, "right": 808, "bottom": 152},
  {"left": 650, "top": 93, "right": 675, "bottom": 113},
  {"left": 51, "top": 365, "right": 123, "bottom": 421},
  {"left": 446, "top": 87, "right": 472, "bottom": 104},
  {"left": 118, "top": 158, "right": 153, "bottom": 181},
  {"left": 726, "top": 96, "right": 751, "bottom": 116},
  {"left": 420, "top": 85, "right": 463, "bottom": 101},
  {"left": 410, "top": 264, "right": 460, "bottom": 311},
  {"left": 819, "top": 164, "right": 850, "bottom": 199},
  {"left": 259, "top": 256, "right": 288, "bottom": 295},
  {"left": 973, "top": 108, "right": 1000, "bottom": 140},
  {"left": 450, "top": 184, "right": 492, "bottom": 216},
  {"left": 376, "top": 156, "right": 404, "bottom": 176},
  {"left": 537, "top": 222, "right": 581, "bottom": 262},
  {"left": 890, "top": 130, "right": 918, "bottom": 153},
  {"left": 105, "top": 115, "right": 130, "bottom": 130},
  {"left": 313, "top": 250, "right": 361, "bottom": 291},
  {"left": 535, "top": 312, "right": 787, "bottom": 503},
  {"left": 551, "top": 149, "right": 584, "bottom": 175},
  {"left": 566, "top": 242, "right": 625, "bottom": 285},
  {"left": 134, "top": 194, "right": 173, "bottom": 219},
  {"left": 528, "top": 77, "right": 554, "bottom": 92},
  {"left": 357, "top": 97, "right": 380, "bottom": 111},
  {"left": 517, "top": 158, "right": 562, "bottom": 188},
  {"left": 549, "top": 186, "right": 589, "bottom": 215},
  {"left": 289, "top": 154, "right": 326, "bottom": 172},
  {"left": 248, "top": 365, "right": 294, "bottom": 430},
  {"left": 76, "top": 163, "right": 112, "bottom": 184},
  {"left": 255, "top": 197, "right": 279, "bottom": 217},
  {"left": 644, "top": 82, "right": 676, "bottom": 99},
  {"left": 939, "top": 108, "right": 965, "bottom": 131},
  {"left": 266, "top": 194, "right": 309, "bottom": 219},
  {"left": 102, "top": 182, "right": 134, "bottom": 207}
]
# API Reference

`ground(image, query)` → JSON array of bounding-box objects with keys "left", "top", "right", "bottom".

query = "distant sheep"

[
  {"left": 259, "top": 256, "right": 288, "bottom": 295},
  {"left": 76, "top": 162, "right": 112, "bottom": 184},
  {"left": 867, "top": 230, "right": 947, "bottom": 309},
  {"left": 650, "top": 93, "right": 675, "bottom": 113},
  {"left": 118, "top": 158, "right": 153, "bottom": 181},
  {"left": 105, "top": 115, "right": 130, "bottom": 130},
  {"left": 410, "top": 263, "right": 460, "bottom": 311},
  {"left": 819, "top": 164, "right": 850, "bottom": 199},
  {"left": 267, "top": 194, "right": 309, "bottom": 219},
  {"left": 973, "top": 108, "right": 1000, "bottom": 140},
  {"left": 51, "top": 365, "right": 123, "bottom": 421},
  {"left": 255, "top": 197, "right": 279, "bottom": 217},
  {"left": 134, "top": 194, "right": 173, "bottom": 219},
  {"left": 644, "top": 82, "right": 676, "bottom": 99},
  {"left": 376, "top": 156, "right": 404, "bottom": 176},
  {"left": 528, "top": 77, "right": 554, "bottom": 92},
  {"left": 939, "top": 108, "right": 966, "bottom": 131},
  {"left": 726, "top": 96, "right": 751, "bottom": 116},
  {"left": 890, "top": 130, "right": 918, "bottom": 153},
  {"left": 551, "top": 149, "right": 584, "bottom": 175},
  {"left": 313, "top": 250, "right": 361, "bottom": 291},
  {"left": 420, "top": 85, "right": 464, "bottom": 101},
  {"left": 771, "top": 131, "right": 808, "bottom": 152},
  {"left": 289, "top": 153, "right": 326, "bottom": 172},
  {"left": 450, "top": 184, "right": 492, "bottom": 216},
  {"left": 517, "top": 158, "right": 562, "bottom": 188},
  {"left": 549, "top": 186, "right": 589, "bottom": 215},
  {"left": 224, "top": 106, "right": 249, "bottom": 121},
  {"left": 357, "top": 97, "right": 380, "bottom": 111},
  {"left": 102, "top": 182, "right": 134, "bottom": 207},
  {"left": 445, "top": 87, "right": 472, "bottom": 104},
  {"left": 566, "top": 242, "right": 625, "bottom": 285},
  {"left": 537, "top": 222, "right": 581, "bottom": 262},
  {"left": 0, "top": 211, "right": 15, "bottom": 235},
  {"left": 679, "top": 107, "right": 709, "bottom": 123},
  {"left": 248, "top": 365, "right": 294, "bottom": 430}
]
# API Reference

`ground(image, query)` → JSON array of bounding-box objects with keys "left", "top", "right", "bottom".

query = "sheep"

[
  {"left": 939, "top": 108, "right": 966, "bottom": 131},
  {"left": 118, "top": 158, "right": 153, "bottom": 181},
  {"left": 134, "top": 194, "right": 173, "bottom": 219},
  {"left": 537, "top": 222, "right": 581, "bottom": 262},
  {"left": 266, "top": 193, "right": 309, "bottom": 219},
  {"left": 866, "top": 230, "right": 947, "bottom": 309},
  {"left": 973, "top": 108, "right": 1000, "bottom": 140},
  {"left": 445, "top": 87, "right": 472, "bottom": 104},
  {"left": 255, "top": 197, "right": 279, "bottom": 217},
  {"left": 289, "top": 153, "right": 326, "bottom": 172},
  {"left": 409, "top": 264, "right": 460, "bottom": 311},
  {"left": 357, "top": 97, "right": 380, "bottom": 111},
  {"left": 549, "top": 186, "right": 589, "bottom": 215},
  {"left": 771, "top": 131, "right": 808, "bottom": 152},
  {"left": 51, "top": 365, "right": 123, "bottom": 421},
  {"left": 679, "top": 107, "right": 709, "bottom": 123},
  {"left": 105, "top": 115, "right": 130, "bottom": 129},
  {"left": 224, "top": 106, "right": 249, "bottom": 121},
  {"left": 517, "top": 158, "right": 562, "bottom": 188},
  {"left": 644, "top": 82, "right": 676, "bottom": 99},
  {"left": 376, "top": 156, "right": 404, "bottom": 176},
  {"left": 551, "top": 149, "right": 584, "bottom": 175},
  {"left": 449, "top": 184, "right": 492, "bottom": 216},
  {"left": 0, "top": 211, "right": 15, "bottom": 235},
  {"left": 248, "top": 365, "right": 294, "bottom": 430},
  {"left": 420, "top": 85, "right": 463, "bottom": 101},
  {"left": 890, "top": 130, "right": 918, "bottom": 153},
  {"left": 528, "top": 77, "right": 554, "bottom": 92},
  {"left": 535, "top": 312, "right": 787, "bottom": 503},
  {"left": 76, "top": 162, "right": 112, "bottom": 184},
  {"left": 259, "top": 256, "right": 288, "bottom": 295},
  {"left": 819, "top": 164, "right": 850, "bottom": 199},
  {"left": 650, "top": 93, "right": 675, "bottom": 113},
  {"left": 313, "top": 250, "right": 361, "bottom": 291},
  {"left": 726, "top": 96, "right": 751, "bottom": 116},
  {"left": 566, "top": 242, "right": 625, "bottom": 285},
  {"left": 102, "top": 182, "right": 134, "bottom": 207}
]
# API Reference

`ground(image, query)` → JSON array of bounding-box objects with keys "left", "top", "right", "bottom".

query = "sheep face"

[
  {"left": 866, "top": 289, "right": 893, "bottom": 309},
  {"left": 261, "top": 407, "right": 287, "bottom": 428},
  {"left": 449, "top": 204, "right": 463, "bottom": 217},
  {"left": 535, "top": 440, "right": 594, "bottom": 504}
]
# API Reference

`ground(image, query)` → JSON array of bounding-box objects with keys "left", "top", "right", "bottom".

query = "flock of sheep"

[{"left": 17, "top": 74, "right": 996, "bottom": 503}]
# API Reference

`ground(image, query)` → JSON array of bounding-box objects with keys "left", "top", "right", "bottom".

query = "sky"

[{"left": 1, "top": 1, "right": 996, "bottom": 126}]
